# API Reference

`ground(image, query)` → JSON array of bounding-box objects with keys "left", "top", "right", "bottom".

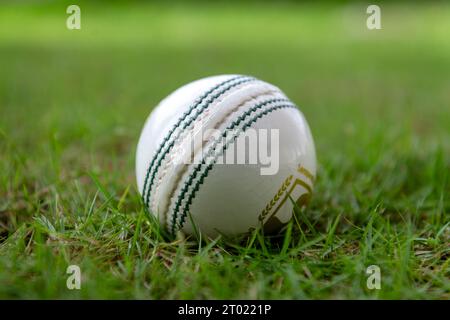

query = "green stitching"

[
  {"left": 173, "top": 102, "right": 296, "bottom": 234},
  {"left": 142, "top": 75, "right": 247, "bottom": 207},
  {"left": 171, "top": 99, "right": 296, "bottom": 235},
  {"left": 142, "top": 76, "right": 255, "bottom": 209},
  {"left": 170, "top": 98, "right": 288, "bottom": 233}
]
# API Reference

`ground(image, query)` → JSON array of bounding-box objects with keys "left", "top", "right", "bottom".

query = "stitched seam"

[
  {"left": 142, "top": 76, "right": 249, "bottom": 207},
  {"left": 173, "top": 103, "right": 297, "bottom": 234},
  {"left": 148, "top": 81, "right": 264, "bottom": 221},
  {"left": 170, "top": 98, "right": 288, "bottom": 233},
  {"left": 170, "top": 102, "right": 297, "bottom": 235},
  {"left": 162, "top": 91, "right": 283, "bottom": 228},
  {"left": 141, "top": 76, "right": 255, "bottom": 210}
]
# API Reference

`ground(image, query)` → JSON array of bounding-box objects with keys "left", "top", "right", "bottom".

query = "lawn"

[{"left": 0, "top": 1, "right": 449, "bottom": 299}]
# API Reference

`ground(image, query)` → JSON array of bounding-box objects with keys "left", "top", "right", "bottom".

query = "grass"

[{"left": 0, "top": 1, "right": 449, "bottom": 299}]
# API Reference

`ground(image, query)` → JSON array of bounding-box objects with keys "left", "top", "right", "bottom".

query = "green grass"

[{"left": 0, "top": 1, "right": 449, "bottom": 299}]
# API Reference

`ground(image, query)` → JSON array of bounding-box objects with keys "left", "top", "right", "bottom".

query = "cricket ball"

[{"left": 136, "top": 75, "right": 316, "bottom": 238}]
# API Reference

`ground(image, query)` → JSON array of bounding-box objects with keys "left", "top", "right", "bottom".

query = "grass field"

[{"left": 0, "top": 1, "right": 449, "bottom": 299}]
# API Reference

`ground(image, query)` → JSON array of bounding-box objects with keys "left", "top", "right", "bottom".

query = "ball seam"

[
  {"left": 141, "top": 75, "right": 255, "bottom": 211},
  {"left": 170, "top": 101, "right": 298, "bottom": 235},
  {"left": 163, "top": 91, "right": 284, "bottom": 228}
]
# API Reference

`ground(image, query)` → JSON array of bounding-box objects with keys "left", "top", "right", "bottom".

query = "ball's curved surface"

[{"left": 136, "top": 75, "right": 316, "bottom": 237}]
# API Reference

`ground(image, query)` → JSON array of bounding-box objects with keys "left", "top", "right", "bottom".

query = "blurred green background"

[{"left": 0, "top": 1, "right": 449, "bottom": 299}]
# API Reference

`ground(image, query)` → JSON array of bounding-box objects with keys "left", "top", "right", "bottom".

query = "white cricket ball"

[{"left": 136, "top": 75, "right": 316, "bottom": 238}]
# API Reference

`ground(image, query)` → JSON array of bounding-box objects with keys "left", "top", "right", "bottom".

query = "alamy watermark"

[
  {"left": 366, "top": 5, "right": 382, "bottom": 30},
  {"left": 168, "top": 124, "right": 282, "bottom": 176},
  {"left": 65, "top": 4, "right": 381, "bottom": 31},
  {"left": 366, "top": 265, "right": 381, "bottom": 290},
  {"left": 66, "top": 5, "right": 81, "bottom": 30},
  {"left": 66, "top": 265, "right": 81, "bottom": 290}
]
